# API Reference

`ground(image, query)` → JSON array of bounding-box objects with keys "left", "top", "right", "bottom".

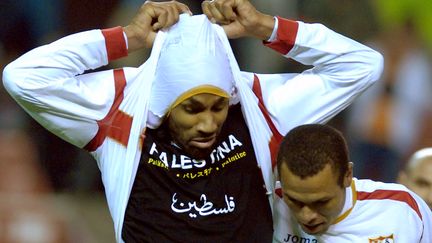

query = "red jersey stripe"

[
  {"left": 357, "top": 189, "right": 422, "bottom": 220},
  {"left": 84, "top": 69, "right": 132, "bottom": 151},
  {"left": 252, "top": 74, "right": 283, "bottom": 168},
  {"left": 263, "top": 16, "right": 299, "bottom": 55},
  {"left": 101, "top": 26, "right": 128, "bottom": 61}
]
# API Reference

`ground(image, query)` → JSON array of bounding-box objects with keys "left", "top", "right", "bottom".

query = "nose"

[
  {"left": 196, "top": 112, "right": 218, "bottom": 134},
  {"left": 298, "top": 206, "right": 319, "bottom": 224}
]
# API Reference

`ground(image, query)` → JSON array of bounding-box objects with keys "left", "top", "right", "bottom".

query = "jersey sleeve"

[
  {"left": 256, "top": 16, "right": 384, "bottom": 135},
  {"left": 399, "top": 190, "right": 432, "bottom": 242},
  {"left": 413, "top": 192, "right": 432, "bottom": 243},
  {"left": 2, "top": 27, "right": 129, "bottom": 148}
]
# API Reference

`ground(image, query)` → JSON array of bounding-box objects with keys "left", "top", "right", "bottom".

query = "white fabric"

[
  {"left": 110, "top": 31, "right": 167, "bottom": 241},
  {"left": 149, "top": 14, "right": 235, "bottom": 122}
]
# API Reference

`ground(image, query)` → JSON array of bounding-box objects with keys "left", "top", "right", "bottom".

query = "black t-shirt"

[{"left": 122, "top": 104, "right": 273, "bottom": 242}]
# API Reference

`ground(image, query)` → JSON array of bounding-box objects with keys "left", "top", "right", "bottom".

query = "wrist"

[
  {"left": 123, "top": 25, "right": 148, "bottom": 53},
  {"left": 251, "top": 14, "right": 275, "bottom": 40},
  {"left": 266, "top": 16, "right": 278, "bottom": 42},
  {"left": 101, "top": 27, "right": 128, "bottom": 60}
]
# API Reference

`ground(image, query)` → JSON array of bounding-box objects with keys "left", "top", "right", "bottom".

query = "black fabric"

[{"left": 122, "top": 104, "right": 273, "bottom": 242}]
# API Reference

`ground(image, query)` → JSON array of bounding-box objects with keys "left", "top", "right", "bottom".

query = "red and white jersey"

[
  {"left": 3, "top": 16, "right": 383, "bottom": 242},
  {"left": 273, "top": 178, "right": 432, "bottom": 242}
]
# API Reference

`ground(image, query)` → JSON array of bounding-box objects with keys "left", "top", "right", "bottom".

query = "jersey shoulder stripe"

[{"left": 357, "top": 189, "right": 422, "bottom": 220}]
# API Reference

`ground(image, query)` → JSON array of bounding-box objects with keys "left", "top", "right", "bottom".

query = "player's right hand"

[{"left": 123, "top": 0, "right": 192, "bottom": 52}]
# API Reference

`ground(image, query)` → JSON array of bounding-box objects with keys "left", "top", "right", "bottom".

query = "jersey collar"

[{"left": 333, "top": 180, "right": 356, "bottom": 224}]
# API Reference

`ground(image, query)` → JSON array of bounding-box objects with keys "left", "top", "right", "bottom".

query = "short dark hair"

[{"left": 276, "top": 124, "right": 349, "bottom": 187}]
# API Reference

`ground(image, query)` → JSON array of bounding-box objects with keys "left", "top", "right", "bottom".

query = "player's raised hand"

[
  {"left": 124, "top": 0, "right": 192, "bottom": 52},
  {"left": 201, "top": 0, "right": 274, "bottom": 40}
]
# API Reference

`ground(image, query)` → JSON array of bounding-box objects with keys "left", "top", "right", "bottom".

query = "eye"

[
  {"left": 182, "top": 104, "right": 204, "bottom": 114},
  {"left": 183, "top": 106, "right": 198, "bottom": 114},
  {"left": 285, "top": 196, "right": 304, "bottom": 208},
  {"left": 211, "top": 99, "right": 229, "bottom": 112},
  {"left": 211, "top": 104, "right": 226, "bottom": 112}
]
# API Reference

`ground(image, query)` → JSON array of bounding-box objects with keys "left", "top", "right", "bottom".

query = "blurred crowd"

[{"left": 0, "top": 0, "right": 431, "bottom": 242}]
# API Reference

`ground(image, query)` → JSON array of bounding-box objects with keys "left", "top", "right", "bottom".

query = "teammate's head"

[
  {"left": 398, "top": 148, "right": 432, "bottom": 209},
  {"left": 276, "top": 124, "right": 353, "bottom": 235}
]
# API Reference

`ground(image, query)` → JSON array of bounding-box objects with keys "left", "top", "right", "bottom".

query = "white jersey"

[
  {"left": 273, "top": 178, "right": 432, "bottom": 242},
  {"left": 3, "top": 16, "right": 383, "bottom": 242}
]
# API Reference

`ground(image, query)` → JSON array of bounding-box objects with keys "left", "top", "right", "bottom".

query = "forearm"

[
  {"left": 257, "top": 17, "right": 384, "bottom": 134},
  {"left": 2, "top": 28, "right": 128, "bottom": 147},
  {"left": 243, "top": 12, "right": 275, "bottom": 40},
  {"left": 3, "top": 27, "right": 126, "bottom": 85},
  {"left": 265, "top": 17, "right": 383, "bottom": 85}
]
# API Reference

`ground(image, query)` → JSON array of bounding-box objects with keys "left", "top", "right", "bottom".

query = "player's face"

[
  {"left": 406, "top": 159, "right": 432, "bottom": 209},
  {"left": 167, "top": 93, "right": 229, "bottom": 159},
  {"left": 280, "top": 163, "right": 352, "bottom": 235}
]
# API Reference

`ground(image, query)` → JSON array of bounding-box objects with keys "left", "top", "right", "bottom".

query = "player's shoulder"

[
  {"left": 353, "top": 178, "right": 423, "bottom": 218},
  {"left": 353, "top": 178, "right": 409, "bottom": 193}
]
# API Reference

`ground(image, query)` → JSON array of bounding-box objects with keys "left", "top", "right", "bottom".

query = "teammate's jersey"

[{"left": 273, "top": 178, "right": 432, "bottom": 242}]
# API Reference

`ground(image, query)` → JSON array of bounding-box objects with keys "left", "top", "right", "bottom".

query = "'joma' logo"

[{"left": 284, "top": 233, "right": 317, "bottom": 243}]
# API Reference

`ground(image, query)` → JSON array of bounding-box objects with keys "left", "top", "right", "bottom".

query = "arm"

[
  {"left": 202, "top": 0, "right": 383, "bottom": 135},
  {"left": 2, "top": 28, "right": 123, "bottom": 148},
  {"left": 2, "top": 1, "right": 191, "bottom": 148},
  {"left": 259, "top": 17, "right": 383, "bottom": 134}
]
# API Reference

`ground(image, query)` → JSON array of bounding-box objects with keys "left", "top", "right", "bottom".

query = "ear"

[{"left": 343, "top": 162, "right": 354, "bottom": 188}]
